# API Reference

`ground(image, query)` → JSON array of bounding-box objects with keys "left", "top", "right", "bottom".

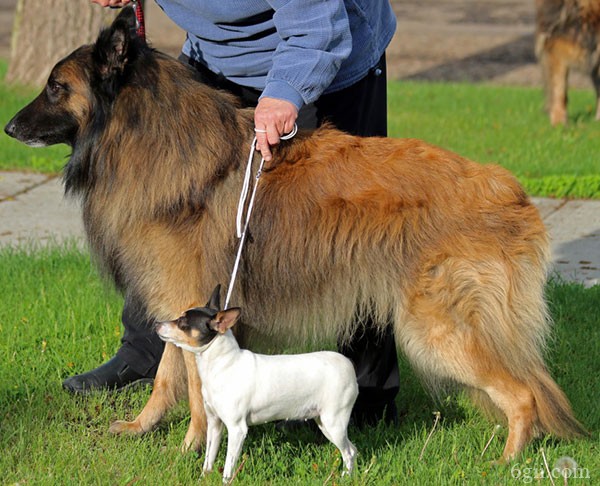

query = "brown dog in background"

[
  {"left": 535, "top": 0, "right": 600, "bottom": 124},
  {"left": 4, "top": 7, "right": 585, "bottom": 463}
]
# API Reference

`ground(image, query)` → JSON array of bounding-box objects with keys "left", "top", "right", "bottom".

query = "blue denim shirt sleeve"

[
  {"left": 156, "top": 1, "right": 395, "bottom": 110},
  {"left": 260, "top": 0, "right": 352, "bottom": 109}
]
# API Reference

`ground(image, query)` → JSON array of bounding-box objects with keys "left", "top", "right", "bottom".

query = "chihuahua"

[{"left": 156, "top": 285, "right": 358, "bottom": 483}]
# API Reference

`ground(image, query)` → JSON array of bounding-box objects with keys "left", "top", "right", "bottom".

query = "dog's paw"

[
  {"left": 181, "top": 426, "right": 206, "bottom": 453},
  {"left": 489, "top": 457, "right": 510, "bottom": 468},
  {"left": 109, "top": 420, "right": 144, "bottom": 435},
  {"left": 180, "top": 439, "right": 196, "bottom": 454},
  {"left": 181, "top": 436, "right": 204, "bottom": 454}
]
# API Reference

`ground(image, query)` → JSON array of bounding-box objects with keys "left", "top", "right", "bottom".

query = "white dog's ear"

[
  {"left": 210, "top": 308, "right": 241, "bottom": 333},
  {"left": 206, "top": 284, "right": 222, "bottom": 311}
]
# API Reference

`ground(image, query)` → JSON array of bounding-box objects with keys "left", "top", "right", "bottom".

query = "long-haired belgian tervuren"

[
  {"left": 535, "top": 0, "right": 600, "bottom": 124},
  {"left": 5, "top": 8, "right": 585, "bottom": 462}
]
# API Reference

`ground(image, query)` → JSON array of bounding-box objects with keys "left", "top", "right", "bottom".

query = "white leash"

[{"left": 224, "top": 124, "right": 297, "bottom": 310}]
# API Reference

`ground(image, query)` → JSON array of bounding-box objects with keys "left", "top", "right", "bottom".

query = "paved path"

[{"left": 1, "top": 172, "right": 598, "bottom": 287}]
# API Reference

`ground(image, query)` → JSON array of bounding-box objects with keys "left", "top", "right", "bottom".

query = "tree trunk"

[{"left": 6, "top": 0, "right": 113, "bottom": 87}]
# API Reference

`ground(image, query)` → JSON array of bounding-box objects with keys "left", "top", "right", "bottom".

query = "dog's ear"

[
  {"left": 113, "top": 5, "right": 138, "bottom": 32},
  {"left": 209, "top": 308, "right": 241, "bottom": 334},
  {"left": 93, "top": 6, "right": 137, "bottom": 80},
  {"left": 206, "top": 284, "right": 222, "bottom": 311}
]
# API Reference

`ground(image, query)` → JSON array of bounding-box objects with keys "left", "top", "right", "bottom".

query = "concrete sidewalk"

[{"left": 0, "top": 171, "right": 598, "bottom": 287}]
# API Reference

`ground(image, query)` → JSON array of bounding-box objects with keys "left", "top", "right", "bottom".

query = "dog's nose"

[{"left": 4, "top": 120, "right": 16, "bottom": 138}]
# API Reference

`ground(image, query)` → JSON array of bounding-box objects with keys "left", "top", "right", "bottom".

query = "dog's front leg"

[
  {"left": 222, "top": 422, "right": 248, "bottom": 483},
  {"left": 202, "top": 410, "right": 224, "bottom": 476},
  {"left": 110, "top": 342, "right": 187, "bottom": 435},
  {"left": 181, "top": 350, "right": 207, "bottom": 452}
]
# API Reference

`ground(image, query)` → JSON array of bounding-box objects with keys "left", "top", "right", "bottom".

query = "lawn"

[
  {"left": 388, "top": 81, "right": 600, "bottom": 199},
  {"left": 0, "top": 246, "right": 598, "bottom": 484}
]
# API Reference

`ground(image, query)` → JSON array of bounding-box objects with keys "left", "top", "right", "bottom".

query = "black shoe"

[{"left": 62, "top": 355, "right": 154, "bottom": 395}]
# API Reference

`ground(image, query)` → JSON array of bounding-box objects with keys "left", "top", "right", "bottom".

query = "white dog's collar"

[{"left": 197, "top": 335, "right": 219, "bottom": 354}]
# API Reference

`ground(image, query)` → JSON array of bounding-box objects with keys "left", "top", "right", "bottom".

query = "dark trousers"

[
  {"left": 120, "top": 54, "right": 400, "bottom": 417},
  {"left": 116, "top": 297, "right": 164, "bottom": 377}
]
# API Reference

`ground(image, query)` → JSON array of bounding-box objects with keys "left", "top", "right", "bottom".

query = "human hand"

[
  {"left": 90, "top": 0, "right": 132, "bottom": 7},
  {"left": 254, "top": 97, "right": 298, "bottom": 162}
]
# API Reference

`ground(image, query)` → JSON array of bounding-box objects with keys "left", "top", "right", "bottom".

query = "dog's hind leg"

[
  {"left": 398, "top": 257, "right": 581, "bottom": 462},
  {"left": 315, "top": 415, "right": 357, "bottom": 474},
  {"left": 181, "top": 350, "right": 207, "bottom": 452},
  {"left": 541, "top": 41, "right": 570, "bottom": 125},
  {"left": 399, "top": 309, "right": 538, "bottom": 461},
  {"left": 109, "top": 342, "right": 188, "bottom": 435}
]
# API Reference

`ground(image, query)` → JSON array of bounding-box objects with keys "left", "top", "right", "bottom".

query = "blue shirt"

[{"left": 154, "top": 0, "right": 396, "bottom": 110}]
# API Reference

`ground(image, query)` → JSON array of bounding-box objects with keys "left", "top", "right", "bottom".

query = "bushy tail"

[{"left": 529, "top": 368, "right": 588, "bottom": 439}]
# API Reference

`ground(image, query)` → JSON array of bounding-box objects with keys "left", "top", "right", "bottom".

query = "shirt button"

[{"left": 373, "top": 68, "right": 382, "bottom": 77}]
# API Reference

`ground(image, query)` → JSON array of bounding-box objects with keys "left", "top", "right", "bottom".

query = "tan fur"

[
  {"left": 10, "top": 22, "right": 585, "bottom": 462},
  {"left": 535, "top": 0, "right": 600, "bottom": 124}
]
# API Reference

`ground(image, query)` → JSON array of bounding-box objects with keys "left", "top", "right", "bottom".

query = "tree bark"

[{"left": 6, "top": 0, "right": 113, "bottom": 87}]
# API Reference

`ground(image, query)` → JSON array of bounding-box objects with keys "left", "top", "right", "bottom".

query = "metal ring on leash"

[{"left": 280, "top": 124, "right": 298, "bottom": 140}]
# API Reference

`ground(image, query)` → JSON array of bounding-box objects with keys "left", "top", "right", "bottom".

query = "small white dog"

[{"left": 156, "top": 285, "right": 359, "bottom": 483}]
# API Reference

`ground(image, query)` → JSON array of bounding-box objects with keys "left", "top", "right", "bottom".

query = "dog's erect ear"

[
  {"left": 113, "top": 5, "right": 138, "bottom": 32},
  {"left": 206, "top": 284, "right": 222, "bottom": 311},
  {"left": 93, "top": 6, "right": 137, "bottom": 79},
  {"left": 209, "top": 308, "right": 241, "bottom": 334}
]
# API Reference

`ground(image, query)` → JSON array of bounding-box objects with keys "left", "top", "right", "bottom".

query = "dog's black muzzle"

[{"left": 4, "top": 119, "right": 17, "bottom": 139}]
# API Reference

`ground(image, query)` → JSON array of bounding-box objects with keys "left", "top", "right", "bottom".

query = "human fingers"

[
  {"left": 90, "top": 0, "right": 132, "bottom": 7},
  {"left": 254, "top": 98, "right": 298, "bottom": 161}
]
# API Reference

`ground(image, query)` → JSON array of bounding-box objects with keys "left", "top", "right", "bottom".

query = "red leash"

[
  {"left": 132, "top": 1, "right": 146, "bottom": 41},
  {"left": 109, "top": 2, "right": 145, "bottom": 41}
]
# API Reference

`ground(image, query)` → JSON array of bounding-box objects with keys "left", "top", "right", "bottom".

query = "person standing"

[{"left": 69, "top": 0, "right": 398, "bottom": 425}]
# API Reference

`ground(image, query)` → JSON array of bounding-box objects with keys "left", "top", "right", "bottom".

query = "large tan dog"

[
  {"left": 4, "top": 8, "right": 584, "bottom": 462},
  {"left": 535, "top": 0, "right": 600, "bottom": 124}
]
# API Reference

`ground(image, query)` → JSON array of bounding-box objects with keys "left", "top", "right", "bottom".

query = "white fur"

[{"left": 159, "top": 325, "right": 358, "bottom": 483}]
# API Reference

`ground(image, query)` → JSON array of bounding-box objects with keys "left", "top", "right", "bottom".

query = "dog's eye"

[
  {"left": 47, "top": 80, "right": 65, "bottom": 96},
  {"left": 177, "top": 318, "right": 190, "bottom": 331}
]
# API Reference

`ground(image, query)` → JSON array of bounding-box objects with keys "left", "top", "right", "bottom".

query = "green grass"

[
  {"left": 388, "top": 81, "right": 600, "bottom": 199},
  {"left": 0, "top": 246, "right": 598, "bottom": 484},
  {"left": 1, "top": 58, "right": 599, "bottom": 197}
]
